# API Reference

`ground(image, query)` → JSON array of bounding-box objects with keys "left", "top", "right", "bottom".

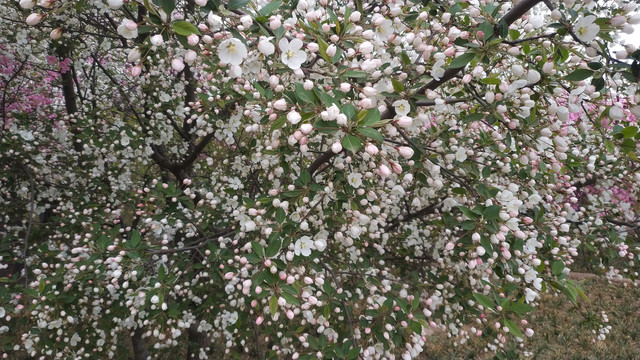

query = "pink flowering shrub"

[{"left": 1, "top": 0, "right": 640, "bottom": 359}]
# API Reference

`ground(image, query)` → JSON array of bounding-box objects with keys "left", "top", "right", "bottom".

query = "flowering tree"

[{"left": 1, "top": 0, "right": 640, "bottom": 358}]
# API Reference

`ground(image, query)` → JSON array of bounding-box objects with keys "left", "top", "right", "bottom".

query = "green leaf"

[
  {"left": 503, "top": 319, "right": 523, "bottom": 338},
  {"left": 409, "top": 321, "right": 422, "bottom": 334},
  {"left": 479, "top": 21, "right": 494, "bottom": 41},
  {"left": 564, "top": 69, "right": 594, "bottom": 81},
  {"left": 259, "top": 0, "right": 281, "bottom": 16},
  {"left": 252, "top": 241, "right": 265, "bottom": 258},
  {"left": 473, "top": 292, "right": 494, "bottom": 310},
  {"left": 480, "top": 77, "right": 501, "bottom": 85},
  {"left": 356, "top": 127, "right": 383, "bottom": 142},
  {"left": 158, "top": 0, "right": 175, "bottom": 14},
  {"left": 281, "top": 292, "right": 300, "bottom": 306},
  {"left": 298, "top": 170, "right": 311, "bottom": 186},
  {"left": 483, "top": 205, "right": 501, "bottom": 221},
  {"left": 361, "top": 108, "right": 381, "bottom": 127},
  {"left": 275, "top": 207, "right": 286, "bottom": 223},
  {"left": 342, "top": 70, "right": 368, "bottom": 78},
  {"left": 342, "top": 134, "right": 362, "bottom": 153},
  {"left": 269, "top": 295, "right": 278, "bottom": 318},
  {"left": 129, "top": 230, "right": 141, "bottom": 249},
  {"left": 449, "top": 52, "right": 475, "bottom": 68},
  {"left": 391, "top": 78, "right": 404, "bottom": 92},
  {"left": 265, "top": 238, "right": 281, "bottom": 258},
  {"left": 227, "top": 0, "right": 250, "bottom": 10},
  {"left": 622, "top": 126, "right": 638, "bottom": 139},
  {"left": 552, "top": 260, "right": 565, "bottom": 275},
  {"left": 294, "top": 82, "right": 315, "bottom": 104},
  {"left": 172, "top": 21, "right": 201, "bottom": 36},
  {"left": 270, "top": 116, "right": 286, "bottom": 132},
  {"left": 458, "top": 206, "right": 478, "bottom": 219},
  {"left": 342, "top": 104, "right": 356, "bottom": 119},
  {"left": 510, "top": 302, "right": 535, "bottom": 314}
]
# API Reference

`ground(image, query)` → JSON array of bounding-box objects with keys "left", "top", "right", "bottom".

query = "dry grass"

[{"left": 422, "top": 278, "right": 640, "bottom": 359}]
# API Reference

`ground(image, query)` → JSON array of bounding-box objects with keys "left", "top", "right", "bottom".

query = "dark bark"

[{"left": 132, "top": 327, "right": 150, "bottom": 360}]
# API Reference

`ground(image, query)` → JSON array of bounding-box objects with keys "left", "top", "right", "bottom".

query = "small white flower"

[
  {"left": 294, "top": 236, "right": 313, "bottom": 257},
  {"left": 258, "top": 36, "right": 275, "bottom": 56},
  {"left": 207, "top": 12, "right": 223, "bottom": 31},
  {"left": 393, "top": 100, "right": 410, "bottom": 116},
  {"left": 117, "top": 19, "right": 138, "bottom": 39},
  {"left": 218, "top": 38, "right": 248, "bottom": 65},
  {"left": 108, "top": 0, "right": 123, "bottom": 9},
  {"left": 431, "top": 60, "right": 445, "bottom": 81},
  {"left": 347, "top": 173, "right": 363, "bottom": 188},
  {"left": 150, "top": 295, "right": 160, "bottom": 304},
  {"left": 279, "top": 38, "right": 307, "bottom": 69},
  {"left": 574, "top": 15, "right": 600, "bottom": 43},
  {"left": 287, "top": 110, "right": 301, "bottom": 124}
]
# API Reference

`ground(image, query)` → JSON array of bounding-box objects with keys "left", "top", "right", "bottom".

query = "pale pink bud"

[
  {"left": 171, "top": 58, "right": 185, "bottom": 72},
  {"left": 194, "top": 0, "right": 207, "bottom": 5},
  {"left": 287, "top": 110, "right": 301, "bottom": 124},
  {"left": 378, "top": 164, "right": 391, "bottom": 178},
  {"left": 300, "top": 123, "right": 313, "bottom": 134},
  {"left": 131, "top": 65, "right": 142, "bottom": 77},
  {"left": 397, "top": 146, "right": 414, "bottom": 159},
  {"left": 127, "top": 48, "right": 141, "bottom": 63},
  {"left": 331, "top": 142, "right": 342, "bottom": 153},
  {"left": 339, "top": 83, "right": 351, "bottom": 92},
  {"left": 326, "top": 44, "right": 337, "bottom": 57},
  {"left": 256, "top": 315, "right": 264, "bottom": 325},
  {"left": 19, "top": 0, "right": 35, "bottom": 9},
  {"left": 273, "top": 99, "right": 287, "bottom": 110},
  {"left": 108, "top": 0, "right": 124, "bottom": 9},
  {"left": 396, "top": 116, "right": 412, "bottom": 128},
  {"left": 350, "top": 11, "right": 361, "bottom": 22},
  {"left": 184, "top": 50, "right": 197, "bottom": 64},
  {"left": 365, "top": 143, "right": 379, "bottom": 155},
  {"left": 303, "top": 80, "right": 314, "bottom": 90},
  {"left": 125, "top": 20, "right": 137, "bottom": 31},
  {"left": 26, "top": 13, "right": 44, "bottom": 26},
  {"left": 187, "top": 34, "right": 199, "bottom": 46},
  {"left": 50, "top": 28, "right": 62, "bottom": 40},
  {"left": 307, "top": 42, "right": 319, "bottom": 52},
  {"left": 269, "top": 16, "right": 281, "bottom": 30},
  {"left": 150, "top": 34, "right": 164, "bottom": 46}
]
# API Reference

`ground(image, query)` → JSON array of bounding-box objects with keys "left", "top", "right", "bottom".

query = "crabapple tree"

[{"left": 1, "top": 0, "right": 640, "bottom": 359}]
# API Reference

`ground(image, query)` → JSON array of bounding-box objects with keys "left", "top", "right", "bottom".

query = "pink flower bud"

[
  {"left": 307, "top": 42, "right": 319, "bottom": 52},
  {"left": 365, "top": 143, "right": 379, "bottom": 155},
  {"left": 326, "top": 44, "right": 337, "bottom": 57},
  {"left": 125, "top": 20, "right": 137, "bottom": 31},
  {"left": 272, "top": 99, "right": 287, "bottom": 110},
  {"left": 131, "top": 65, "right": 142, "bottom": 77},
  {"left": 303, "top": 80, "right": 314, "bottom": 90},
  {"left": 172, "top": 58, "right": 185, "bottom": 72},
  {"left": 378, "top": 164, "right": 391, "bottom": 178},
  {"left": 194, "top": 0, "right": 207, "bottom": 5},
  {"left": 26, "top": 13, "right": 44, "bottom": 26},
  {"left": 50, "top": 28, "right": 62, "bottom": 40},
  {"left": 269, "top": 16, "right": 281, "bottom": 30},
  {"left": 339, "top": 83, "right": 351, "bottom": 92},
  {"left": 331, "top": 142, "right": 342, "bottom": 153},
  {"left": 187, "top": 34, "right": 199, "bottom": 46},
  {"left": 300, "top": 123, "right": 313, "bottom": 134},
  {"left": 397, "top": 146, "right": 414, "bottom": 159},
  {"left": 396, "top": 116, "right": 413, "bottom": 128},
  {"left": 256, "top": 315, "right": 264, "bottom": 325}
]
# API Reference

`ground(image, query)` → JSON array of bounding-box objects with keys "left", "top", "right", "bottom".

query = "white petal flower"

[
  {"left": 117, "top": 20, "right": 138, "bottom": 39},
  {"left": 258, "top": 36, "right": 275, "bottom": 56},
  {"left": 294, "top": 236, "right": 313, "bottom": 257},
  {"left": 347, "top": 173, "right": 363, "bottom": 188},
  {"left": 574, "top": 15, "right": 600, "bottom": 43},
  {"left": 218, "top": 38, "right": 248, "bottom": 65},
  {"left": 393, "top": 100, "right": 410, "bottom": 116},
  {"left": 431, "top": 60, "right": 445, "bottom": 81},
  {"left": 279, "top": 38, "right": 307, "bottom": 69}
]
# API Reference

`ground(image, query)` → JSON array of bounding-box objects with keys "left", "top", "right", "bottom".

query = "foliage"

[{"left": 1, "top": 0, "right": 640, "bottom": 358}]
